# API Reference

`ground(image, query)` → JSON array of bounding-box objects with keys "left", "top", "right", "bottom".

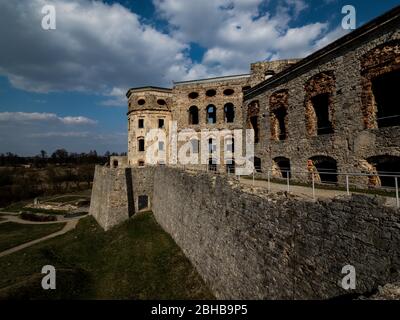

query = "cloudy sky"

[{"left": 0, "top": 0, "right": 398, "bottom": 155}]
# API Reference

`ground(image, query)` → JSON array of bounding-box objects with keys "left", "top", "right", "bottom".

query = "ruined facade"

[
  {"left": 121, "top": 7, "right": 400, "bottom": 188},
  {"left": 90, "top": 6, "right": 400, "bottom": 300},
  {"left": 244, "top": 7, "right": 400, "bottom": 186}
]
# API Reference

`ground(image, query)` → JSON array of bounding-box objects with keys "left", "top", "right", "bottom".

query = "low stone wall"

[{"left": 152, "top": 167, "right": 400, "bottom": 299}]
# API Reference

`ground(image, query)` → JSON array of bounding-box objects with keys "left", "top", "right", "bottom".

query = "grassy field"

[
  {"left": 0, "top": 222, "right": 66, "bottom": 252},
  {"left": 0, "top": 212, "right": 214, "bottom": 300}
]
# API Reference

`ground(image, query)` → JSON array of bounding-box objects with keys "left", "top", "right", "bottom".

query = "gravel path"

[{"left": 0, "top": 216, "right": 82, "bottom": 258}]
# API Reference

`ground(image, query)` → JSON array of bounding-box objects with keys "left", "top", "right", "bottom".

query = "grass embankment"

[
  {"left": 0, "top": 222, "right": 66, "bottom": 252},
  {"left": 0, "top": 212, "right": 214, "bottom": 300}
]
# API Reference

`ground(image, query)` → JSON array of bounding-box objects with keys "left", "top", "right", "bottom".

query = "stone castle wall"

[
  {"left": 90, "top": 165, "right": 155, "bottom": 231},
  {"left": 151, "top": 167, "right": 400, "bottom": 299}
]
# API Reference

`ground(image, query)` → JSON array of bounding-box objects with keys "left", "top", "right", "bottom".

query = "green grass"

[
  {"left": 21, "top": 208, "right": 69, "bottom": 215},
  {"left": 0, "top": 213, "right": 214, "bottom": 300},
  {"left": 0, "top": 222, "right": 66, "bottom": 252},
  {"left": 3, "top": 201, "right": 30, "bottom": 212}
]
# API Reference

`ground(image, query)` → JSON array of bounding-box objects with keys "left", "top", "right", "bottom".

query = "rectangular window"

[
  {"left": 311, "top": 94, "right": 333, "bottom": 135},
  {"left": 158, "top": 141, "right": 164, "bottom": 151},
  {"left": 191, "top": 139, "right": 199, "bottom": 154},
  {"left": 138, "top": 119, "right": 144, "bottom": 128},
  {"left": 158, "top": 119, "right": 165, "bottom": 128},
  {"left": 372, "top": 70, "right": 400, "bottom": 128},
  {"left": 138, "top": 139, "right": 145, "bottom": 152},
  {"left": 138, "top": 195, "right": 149, "bottom": 211}
]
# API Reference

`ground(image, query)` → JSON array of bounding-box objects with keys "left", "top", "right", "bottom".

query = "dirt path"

[{"left": 0, "top": 218, "right": 81, "bottom": 258}]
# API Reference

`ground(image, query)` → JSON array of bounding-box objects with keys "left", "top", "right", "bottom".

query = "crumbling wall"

[{"left": 152, "top": 167, "right": 400, "bottom": 300}]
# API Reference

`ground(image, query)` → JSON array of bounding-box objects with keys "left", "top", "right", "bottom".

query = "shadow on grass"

[{"left": 0, "top": 212, "right": 214, "bottom": 300}]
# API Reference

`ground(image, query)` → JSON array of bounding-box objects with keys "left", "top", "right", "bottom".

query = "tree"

[{"left": 51, "top": 149, "right": 68, "bottom": 163}]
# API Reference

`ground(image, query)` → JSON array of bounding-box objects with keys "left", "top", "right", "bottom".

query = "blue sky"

[{"left": 0, "top": 0, "right": 398, "bottom": 156}]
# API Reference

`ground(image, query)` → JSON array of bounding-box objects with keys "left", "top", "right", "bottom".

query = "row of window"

[
  {"left": 137, "top": 118, "right": 165, "bottom": 129},
  {"left": 188, "top": 88, "right": 235, "bottom": 99},
  {"left": 189, "top": 104, "right": 235, "bottom": 125},
  {"left": 257, "top": 155, "right": 399, "bottom": 187},
  {"left": 136, "top": 137, "right": 234, "bottom": 154},
  {"left": 249, "top": 67, "right": 400, "bottom": 143},
  {"left": 133, "top": 98, "right": 167, "bottom": 106}
]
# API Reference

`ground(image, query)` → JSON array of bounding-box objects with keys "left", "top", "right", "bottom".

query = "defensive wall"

[{"left": 90, "top": 165, "right": 400, "bottom": 299}]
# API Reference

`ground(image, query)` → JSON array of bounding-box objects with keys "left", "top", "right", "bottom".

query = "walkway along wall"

[{"left": 90, "top": 166, "right": 400, "bottom": 299}]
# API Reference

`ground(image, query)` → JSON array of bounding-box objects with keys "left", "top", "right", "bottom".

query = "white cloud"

[
  {"left": 0, "top": 0, "right": 346, "bottom": 101},
  {"left": 0, "top": 112, "right": 97, "bottom": 125},
  {"left": 154, "top": 0, "right": 338, "bottom": 79},
  {"left": 29, "top": 131, "right": 91, "bottom": 138},
  {"left": 0, "top": 0, "right": 189, "bottom": 99}
]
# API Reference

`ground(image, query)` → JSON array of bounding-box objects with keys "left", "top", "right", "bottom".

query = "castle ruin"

[{"left": 90, "top": 7, "right": 400, "bottom": 299}]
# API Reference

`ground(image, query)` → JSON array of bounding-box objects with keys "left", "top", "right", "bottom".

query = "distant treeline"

[
  {"left": 0, "top": 149, "right": 126, "bottom": 207},
  {"left": 0, "top": 149, "right": 126, "bottom": 167}
]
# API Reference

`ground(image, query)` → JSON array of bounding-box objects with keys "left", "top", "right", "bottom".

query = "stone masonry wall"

[
  {"left": 152, "top": 167, "right": 400, "bottom": 299},
  {"left": 90, "top": 166, "right": 155, "bottom": 231}
]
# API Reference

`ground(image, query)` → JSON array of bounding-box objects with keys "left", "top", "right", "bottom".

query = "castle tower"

[{"left": 126, "top": 87, "right": 173, "bottom": 167}]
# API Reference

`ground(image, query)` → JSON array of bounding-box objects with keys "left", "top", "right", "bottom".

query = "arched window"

[
  {"left": 247, "top": 101, "right": 260, "bottom": 143},
  {"left": 304, "top": 71, "right": 335, "bottom": 136},
  {"left": 189, "top": 106, "right": 199, "bottom": 125},
  {"left": 206, "top": 105, "right": 217, "bottom": 124},
  {"left": 270, "top": 90, "right": 289, "bottom": 141},
  {"left": 273, "top": 157, "right": 291, "bottom": 178},
  {"left": 224, "top": 103, "right": 235, "bottom": 123},
  {"left": 366, "top": 155, "right": 400, "bottom": 187},
  {"left": 361, "top": 41, "right": 400, "bottom": 128},
  {"left": 308, "top": 156, "right": 338, "bottom": 183}
]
